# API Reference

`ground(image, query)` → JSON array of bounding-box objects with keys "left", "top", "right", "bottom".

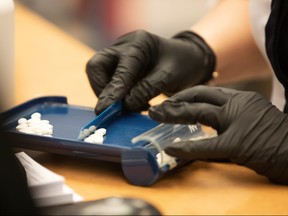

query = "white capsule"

[{"left": 94, "top": 128, "right": 106, "bottom": 136}]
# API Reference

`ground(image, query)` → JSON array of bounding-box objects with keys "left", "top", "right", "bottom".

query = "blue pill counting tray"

[{"left": 0, "top": 96, "right": 210, "bottom": 186}]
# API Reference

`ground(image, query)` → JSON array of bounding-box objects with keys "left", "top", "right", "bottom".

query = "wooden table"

[{"left": 14, "top": 3, "right": 288, "bottom": 215}]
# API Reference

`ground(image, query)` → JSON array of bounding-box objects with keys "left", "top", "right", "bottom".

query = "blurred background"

[
  {"left": 16, "top": 0, "right": 217, "bottom": 50},
  {"left": 14, "top": 0, "right": 272, "bottom": 100}
]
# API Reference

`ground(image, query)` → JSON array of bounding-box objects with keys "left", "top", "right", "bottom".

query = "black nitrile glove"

[
  {"left": 148, "top": 85, "right": 288, "bottom": 185},
  {"left": 86, "top": 30, "right": 215, "bottom": 114}
]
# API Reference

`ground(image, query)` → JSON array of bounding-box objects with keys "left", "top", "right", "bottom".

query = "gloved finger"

[
  {"left": 124, "top": 68, "right": 169, "bottom": 111},
  {"left": 86, "top": 50, "right": 118, "bottom": 97},
  {"left": 95, "top": 53, "right": 146, "bottom": 114},
  {"left": 124, "top": 78, "right": 154, "bottom": 112},
  {"left": 149, "top": 101, "right": 222, "bottom": 130},
  {"left": 164, "top": 135, "right": 231, "bottom": 161},
  {"left": 168, "top": 85, "right": 231, "bottom": 106}
]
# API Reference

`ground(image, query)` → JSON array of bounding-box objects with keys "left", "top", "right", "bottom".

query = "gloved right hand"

[
  {"left": 148, "top": 85, "right": 288, "bottom": 185},
  {"left": 86, "top": 30, "right": 216, "bottom": 114}
]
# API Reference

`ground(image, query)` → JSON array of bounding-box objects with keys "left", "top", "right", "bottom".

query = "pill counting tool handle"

[{"left": 78, "top": 101, "right": 123, "bottom": 140}]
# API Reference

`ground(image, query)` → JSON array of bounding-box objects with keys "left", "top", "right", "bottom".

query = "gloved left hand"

[
  {"left": 86, "top": 30, "right": 215, "bottom": 114},
  {"left": 148, "top": 85, "right": 288, "bottom": 185}
]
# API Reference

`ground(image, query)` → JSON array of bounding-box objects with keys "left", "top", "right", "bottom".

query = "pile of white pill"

[
  {"left": 79, "top": 126, "right": 106, "bottom": 144},
  {"left": 155, "top": 131, "right": 218, "bottom": 168},
  {"left": 78, "top": 125, "right": 97, "bottom": 140},
  {"left": 16, "top": 112, "right": 53, "bottom": 137},
  {"left": 156, "top": 136, "right": 180, "bottom": 167},
  {"left": 84, "top": 127, "right": 106, "bottom": 144},
  {"left": 156, "top": 151, "right": 177, "bottom": 168}
]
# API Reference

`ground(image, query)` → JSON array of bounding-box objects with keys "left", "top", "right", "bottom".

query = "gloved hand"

[
  {"left": 148, "top": 85, "right": 288, "bottom": 185},
  {"left": 86, "top": 30, "right": 216, "bottom": 114}
]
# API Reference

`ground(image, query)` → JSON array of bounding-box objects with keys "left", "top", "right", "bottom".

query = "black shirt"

[{"left": 265, "top": 0, "right": 288, "bottom": 112}]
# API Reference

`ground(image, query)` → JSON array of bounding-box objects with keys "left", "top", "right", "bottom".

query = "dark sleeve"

[{"left": 265, "top": 0, "right": 288, "bottom": 112}]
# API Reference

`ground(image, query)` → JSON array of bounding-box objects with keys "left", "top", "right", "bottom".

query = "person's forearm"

[{"left": 191, "top": 0, "right": 270, "bottom": 84}]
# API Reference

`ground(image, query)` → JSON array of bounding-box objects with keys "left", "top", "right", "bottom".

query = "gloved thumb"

[{"left": 164, "top": 135, "right": 231, "bottom": 161}]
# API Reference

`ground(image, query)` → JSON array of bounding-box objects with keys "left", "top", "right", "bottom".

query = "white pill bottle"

[{"left": 0, "top": 0, "right": 15, "bottom": 112}]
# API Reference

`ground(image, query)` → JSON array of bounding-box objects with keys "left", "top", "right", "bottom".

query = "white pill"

[
  {"left": 19, "top": 128, "right": 35, "bottom": 134},
  {"left": 83, "top": 129, "right": 90, "bottom": 136},
  {"left": 94, "top": 128, "right": 106, "bottom": 136},
  {"left": 41, "top": 128, "right": 53, "bottom": 135},
  {"left": 84, "top": 137, "right": 94, "bottom": 143},
  {"left": 31, "top": 112, "right": 41, "bottom": 120},
  {"left": 156, "top": 153, "right": 161, "bottom": 164},
  {"left": 16, "top": 112, "right": 53, "bottom": 137},
  {"left": 27, "top": 118, "right": 40, "bottom": 125},
  {"left": 89, "top": 125, "right": 97, "bottom": 132},
  {"left": 16, "top": 124, "right": 28, "bottom": 131},
  {"left": 38, "top": 122, "right": 51, "bottom": 127},
  {"left": 83, "top": 132, "right": 104, "bottom": 144},
  {"left": 156, "top": 151, "right": 176, "bottom": 166},
  {"left": 40, "top": 119, "right": 50, "bottom": 124},
  {"left": 92, "top": 135, "right": 104, "bottom": 144},
  {"left": 88, "top": 134, "right": 97, "bottom": 139},
  {"left": 18, "top": 118, "right": 27, "bottom": 124},
  {"left": 79, "top": 133, "right": 86, "bottom": 140},
  {"left": 41, "top": 124, "right": 53, "bottom": 130},
  {"left": 173, "top": 137, "right": 181, "bottom": 143},
  {"left": 28, "top": 121, "right": 41, "bottom": 127},
  {"left": 43, "top": 134, "right": 52, "bottom": 137},
  {"left": 32, "top": 127, "right": 43, "bottom": 135}
]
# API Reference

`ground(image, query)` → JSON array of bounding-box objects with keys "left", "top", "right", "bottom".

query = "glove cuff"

[{"left": 172, "top": 31, "right": 217, "bottom": 84}]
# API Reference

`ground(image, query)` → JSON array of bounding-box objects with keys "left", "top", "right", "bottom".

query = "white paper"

[{"left": 15, "top": 152, "right": 83, "bottom": 207}]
